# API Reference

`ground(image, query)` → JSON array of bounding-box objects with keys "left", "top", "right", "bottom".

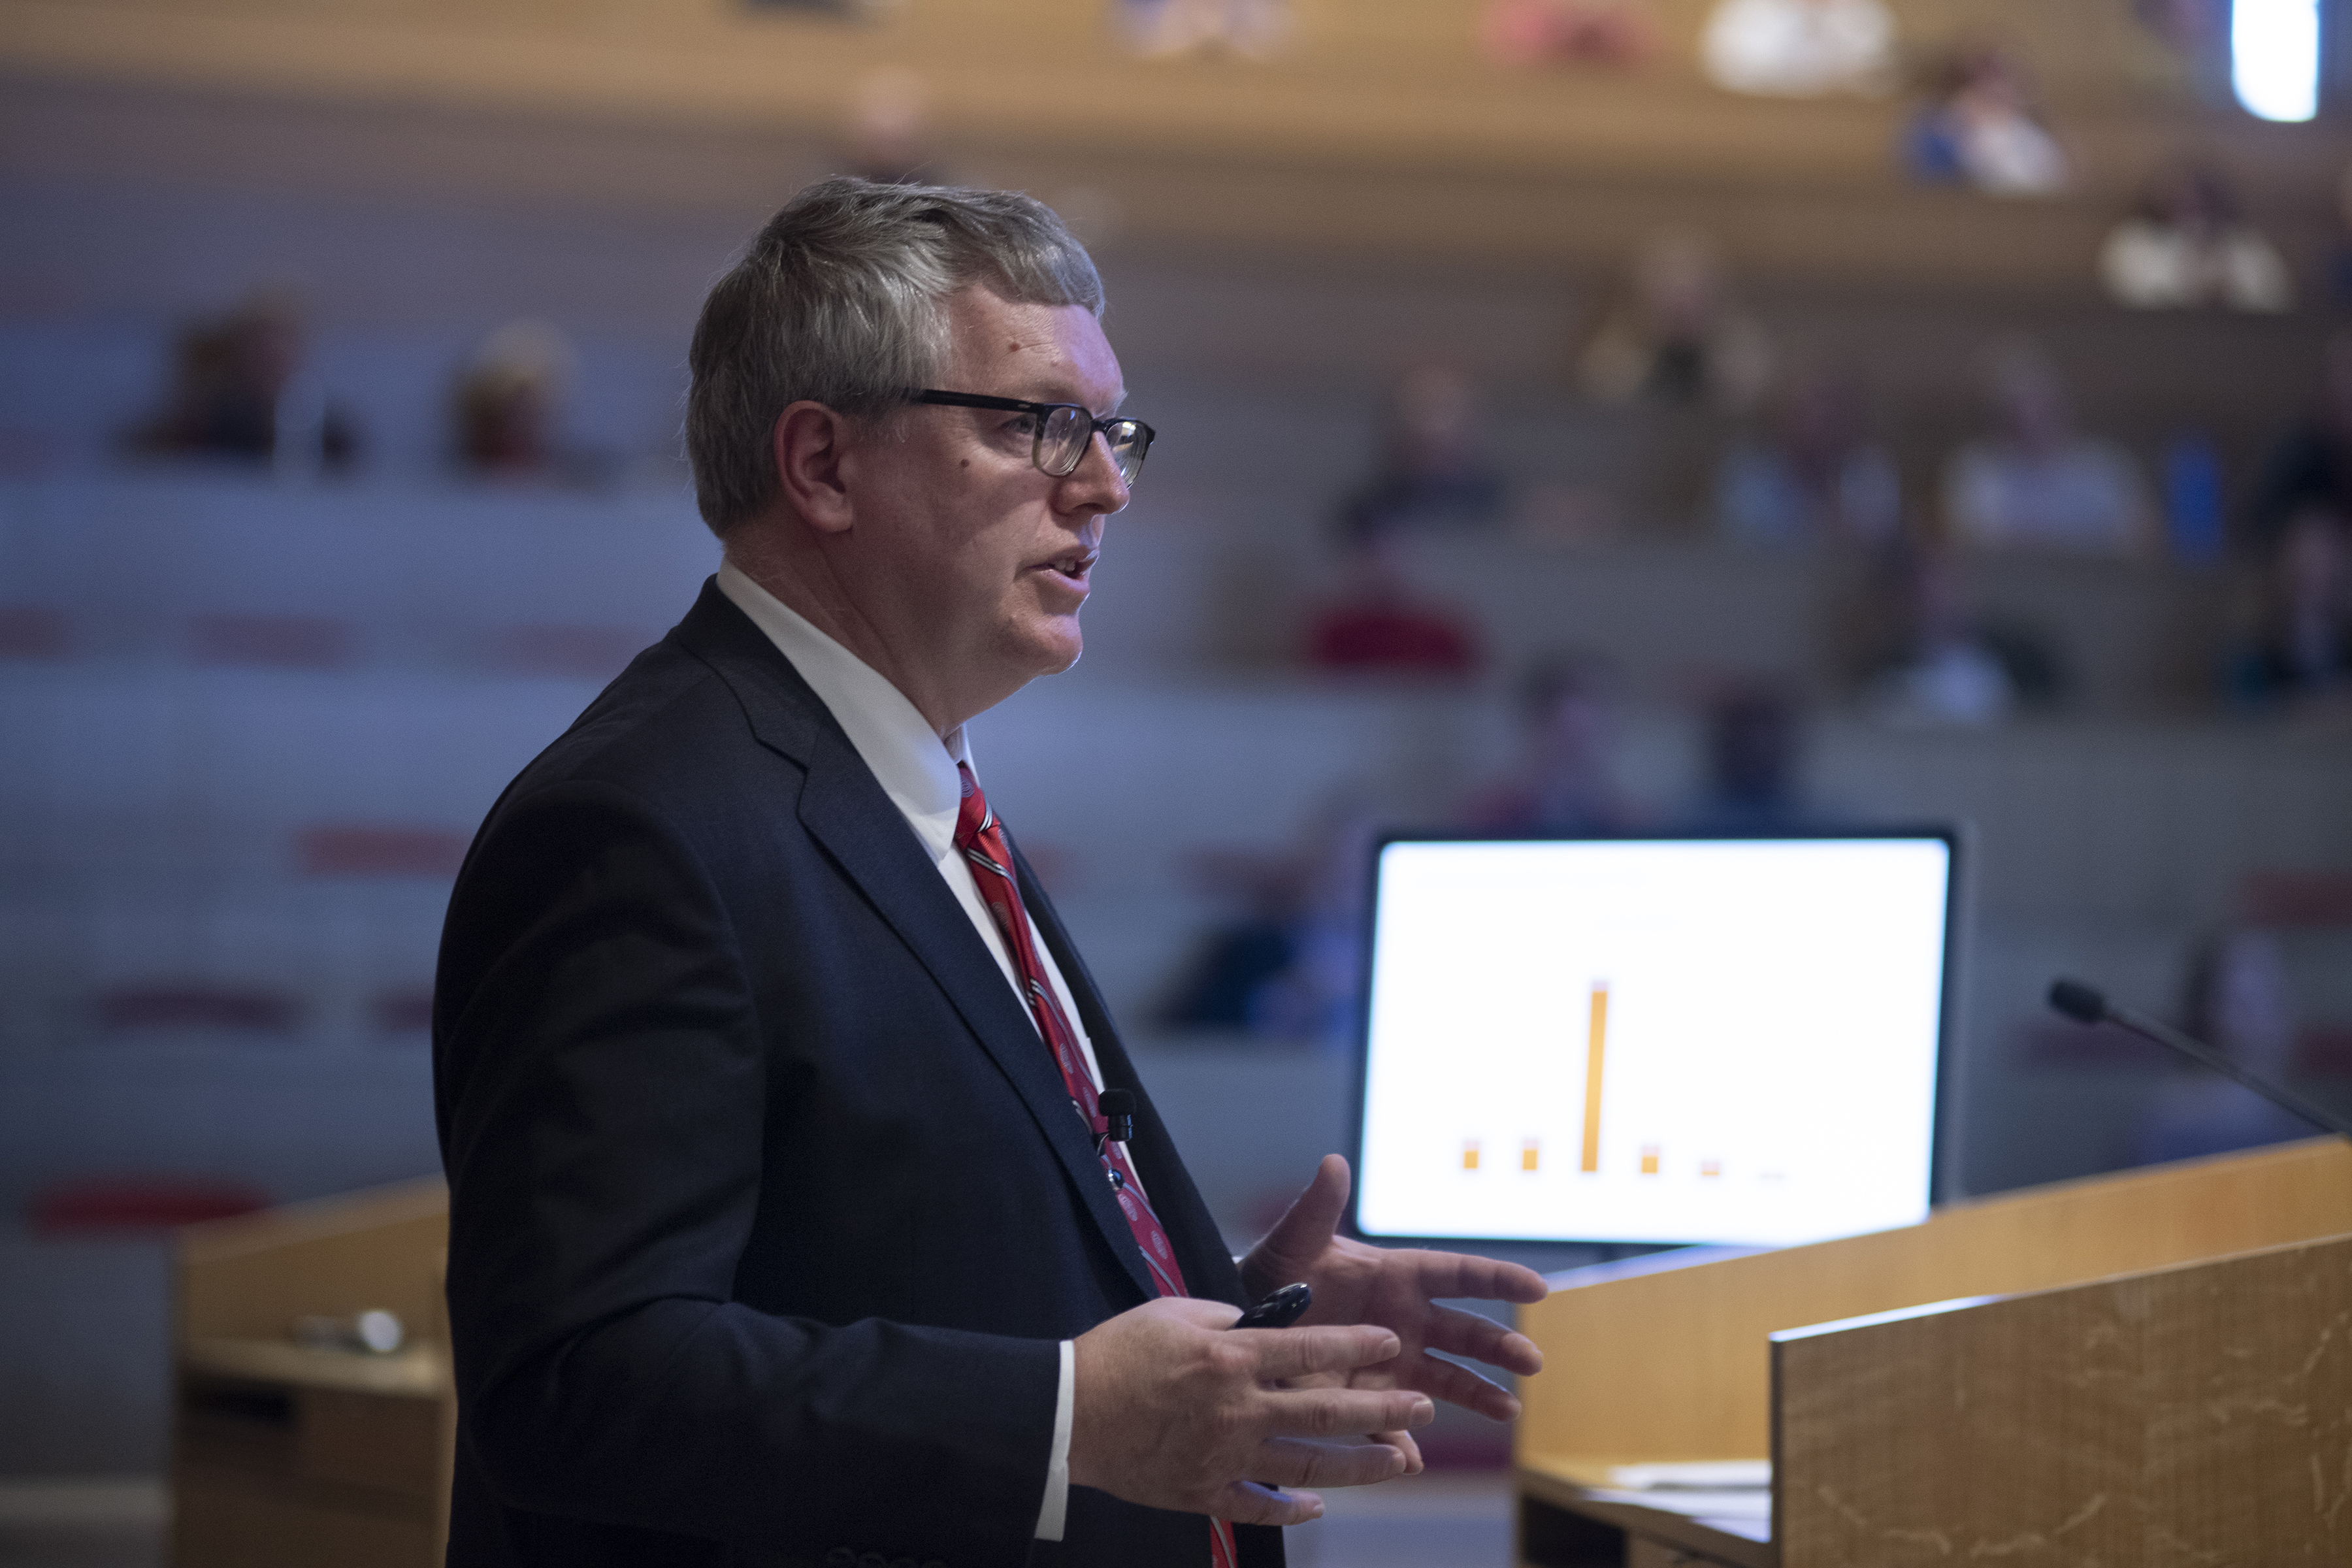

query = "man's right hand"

[{"left": 1067, "top": 1296, "right": 1436, "bottom": 1526}]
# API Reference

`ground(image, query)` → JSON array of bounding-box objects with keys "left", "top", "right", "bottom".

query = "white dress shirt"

[{"left": 715, "top": 562, "right": 1085, "bottom": 1540}]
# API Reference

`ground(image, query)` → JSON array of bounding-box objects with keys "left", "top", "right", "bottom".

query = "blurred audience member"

[
  {"left": 1158, "top": 795, "right": 1379, "bottom": 1046},
  {"left": 1903, "top": 45, "right": 2070, "bottom": 197},
  {"left": 838, "top": 67, "right": 934, "bottom": 184},
  {"left": 2253, "top": 333, "right": 2352, "bottom": 544},
  {"left": 1247, "top": 798, "right": 1381, "bottom": 1046},
  {"left": 2134, "top": 928, "right": 2313, "bottom": 1165},
  {"left": 1859, "top": 547, "right": 2020, "bottom": 728},
  {"left": 131, "top": 287, "right": 357, "bottom": 475},
  {"left": 1701, "top": 0, "right": 1895, "bottom": 98},
  {"left": 2161, "top": 431, "right": 2227, "bottom": 566},
  {"left": 1714, "top": 364, "right": 1901, "bottom": 548},
  {"left": 2225, "top": 506, "right": 2352, "bottom": 713},
  {"left": 451, "top": 319, "right": 591, "bottom": 482},
  {"left": 1156, "top": 855, "right": 1311, "bottom": 1034},
  {"left": 1302, "top": 514, "right": 1484, "bottom": 677},
  {"left": 1462, "top": 649, "right": 1635, "bottom": 834},
  {"left": 1480, "top": 0, "right": 1658, "bottom": 69},
  {"left": 1944, "top": 342, "right": 2153, "bottom": 558},
  {"left": 2099, "top": 162, "right": 2292, "bottom": 314},
  {"left": 1117, "top": 0, "right": 1291, "bottom": 60},
  {"left": 1680, "top": 679, "right": 1816, "bottom": 830},
  {"left": 1578, "top": 233, "right": 1772, "bottom": 411},
  {"left": 1338, "top": 365, "right": 1509, "bottom": 534}
]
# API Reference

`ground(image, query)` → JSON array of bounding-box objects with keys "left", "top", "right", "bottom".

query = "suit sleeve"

[{"left": 434, "top": 777, "right": 1058, "bottom": 1561}]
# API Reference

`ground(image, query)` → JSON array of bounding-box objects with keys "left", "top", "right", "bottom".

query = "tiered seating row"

[{"left": 5, "top": 474, "right": 2348, "bottom": 1227}]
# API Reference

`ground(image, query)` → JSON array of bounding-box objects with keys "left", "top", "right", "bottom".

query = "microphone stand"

[{"left": 2048, "top": 977, "right": 2352, "bottom": 1141}]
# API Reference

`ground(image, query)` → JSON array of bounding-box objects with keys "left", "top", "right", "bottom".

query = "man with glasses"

[{"left": 433, "top": 177, "right": 1544, "bottom": 1568}]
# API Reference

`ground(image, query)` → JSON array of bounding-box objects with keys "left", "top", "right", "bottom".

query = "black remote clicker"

[{"left": 1230, "top": 1282, "right": 1312, "bottom": 1330}]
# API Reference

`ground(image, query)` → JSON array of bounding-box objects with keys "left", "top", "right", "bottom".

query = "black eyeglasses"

[{"left": 906, "top": 389, "right": 1154, "bottom": 489}]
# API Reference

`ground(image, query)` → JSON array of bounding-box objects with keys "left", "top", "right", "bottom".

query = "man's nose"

[{"left": 1063, "top": 430, "right": 1132, "bottom": 515}]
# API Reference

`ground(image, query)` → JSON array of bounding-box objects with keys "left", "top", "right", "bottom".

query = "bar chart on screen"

[
  {"left": 1567, "top": 982, "right": 1737, "bottom": 1184},
  {"left": 1354, "top": 837, "right": 1951, "bottom": 1247}
]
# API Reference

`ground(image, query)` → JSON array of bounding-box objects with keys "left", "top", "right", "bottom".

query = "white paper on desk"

[
  {"left": 1693, "top": 1513, "right": 1772, "bottom": 1544},
  {"left": 1606, "top": 1460, "right": 1771, "bottom": 1492},
  {"left": 1584, "top": 1488, "right": 1773, "bottom": 1522}
]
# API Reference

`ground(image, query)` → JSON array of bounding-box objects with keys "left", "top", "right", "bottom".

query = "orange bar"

[
  {"left": 1581, "top": 983, "right": 1609, "bottom": 1173},
  {"left": 1522, "top": 1139, "right": 1541, "bottom": 1172},
  {"left": 1463, "top": 1140, "right": 1480, "bottom": 1171}
]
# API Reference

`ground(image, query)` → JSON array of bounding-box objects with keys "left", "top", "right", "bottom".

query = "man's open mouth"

[{"left": 1037, "top": 550, "right": 1098, "bottom": 585}]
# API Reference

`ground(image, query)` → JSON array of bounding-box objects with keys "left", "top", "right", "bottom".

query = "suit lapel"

[
  {"left": 1012, "top": 838, "right": 1247, "bottom": 1310},
  {"left": 672, "top": 581, "right": 1157, "bottom": 1302}
]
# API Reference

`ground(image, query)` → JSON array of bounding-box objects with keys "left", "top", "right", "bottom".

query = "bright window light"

[{"left": 2234, "top": 0, "right": 2322, "bottom": 123}]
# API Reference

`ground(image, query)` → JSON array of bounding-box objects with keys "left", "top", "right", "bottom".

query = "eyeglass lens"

[{"left": 1037, "top": 407, "right": 1149, "bottom": 487}]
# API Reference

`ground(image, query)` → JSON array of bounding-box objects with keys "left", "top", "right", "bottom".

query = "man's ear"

[{"left": 773, "top": 400, "right": 856, "bottom": 535}]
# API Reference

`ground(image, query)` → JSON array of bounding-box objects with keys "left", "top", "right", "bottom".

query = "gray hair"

[{"left": 686, "top": 176, "right": 1105, "bottom": 536}]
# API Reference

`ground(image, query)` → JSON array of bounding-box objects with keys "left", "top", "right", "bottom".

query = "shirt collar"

[{"left": 714, "top": 561, "right": 973, "bottom": 853}]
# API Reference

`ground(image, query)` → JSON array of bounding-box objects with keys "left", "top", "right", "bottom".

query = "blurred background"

[{"left": 4, "top": 0, "right": 2352, "bottom": 1556}]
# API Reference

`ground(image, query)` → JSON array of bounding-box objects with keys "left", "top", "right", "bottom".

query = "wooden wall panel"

[{"left": 1772, "top": 1232, "right": 2352, "bottom": 1565}]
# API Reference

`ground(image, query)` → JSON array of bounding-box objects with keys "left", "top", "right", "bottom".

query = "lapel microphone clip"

[
  {"left": 1091, "top": 1090, "right": 1138, "bottom": 1189},
  {"left": 1094, "top": 1088, "right": 1135, "bottom": 1159}
]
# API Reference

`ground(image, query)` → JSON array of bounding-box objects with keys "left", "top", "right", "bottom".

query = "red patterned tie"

[{"left": 954, "top": 764, "right": 1241, "bottom": 1568}]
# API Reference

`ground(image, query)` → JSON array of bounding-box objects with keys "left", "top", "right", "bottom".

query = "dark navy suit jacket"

[{"left": 433, "top": 580, "right": 1279, "bottom": 1568}]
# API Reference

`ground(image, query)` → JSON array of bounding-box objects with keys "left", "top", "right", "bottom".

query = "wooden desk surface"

[
  {"left": 181, "top": 1337, "right": 446, "bottom": 1399},
  {"left": 1517, "top": 1458, "right": 1774, "bottom": 1568}
]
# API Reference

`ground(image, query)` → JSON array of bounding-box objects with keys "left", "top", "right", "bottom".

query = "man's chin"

[
  {"left": 1037, "top": 633, "right": 1084, "bottom": 677},
  {"left": 983, "top": 617, "right": 1084, "bottom": 691}
]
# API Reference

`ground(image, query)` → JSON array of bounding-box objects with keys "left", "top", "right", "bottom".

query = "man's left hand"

[{"left": 1238, "top": 1154, "right": 1548, "bottom": 1471}]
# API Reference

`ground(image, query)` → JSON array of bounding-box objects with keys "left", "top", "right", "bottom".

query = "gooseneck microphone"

[{"left": 2048, "top": 977, "right": 2352, "bottom": 1141}]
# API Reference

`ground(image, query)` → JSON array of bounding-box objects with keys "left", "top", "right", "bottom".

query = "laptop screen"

[{"left": 1351, "top": 832, "right": 1955, "bottom": 1249}]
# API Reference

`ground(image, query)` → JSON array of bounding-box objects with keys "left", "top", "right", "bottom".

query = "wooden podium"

[
  {"left": 172, "top": 1179, "right": 453, "bottom": 1568},
  {"left": 1513, "top": 1137, "right": 2352, "bottom": 1567}
]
